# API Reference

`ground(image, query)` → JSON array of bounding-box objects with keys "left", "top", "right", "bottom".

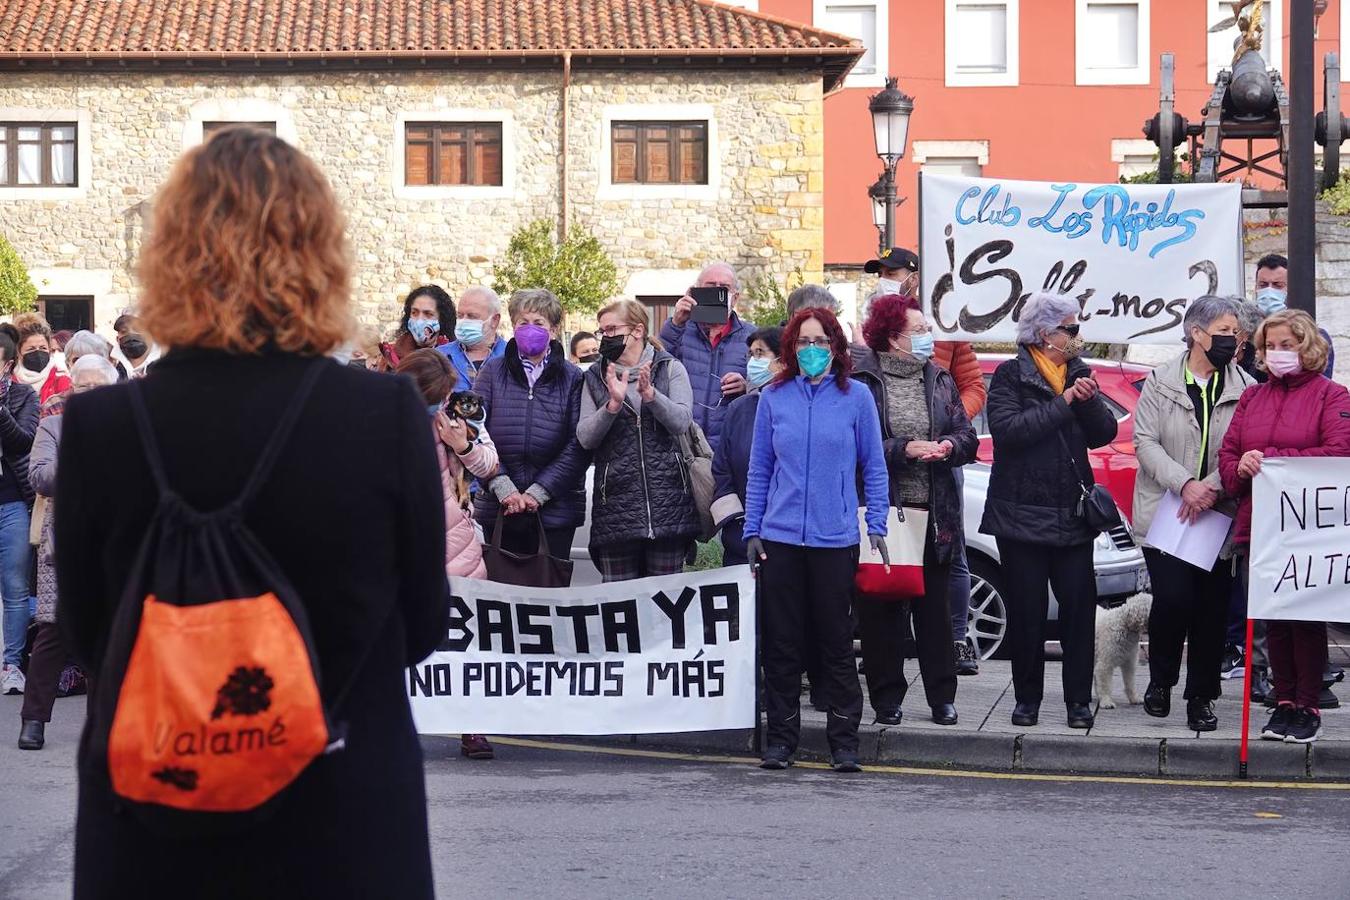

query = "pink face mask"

[{"left": 1265, "top": 349, "right": 1303, "bottom": 378}]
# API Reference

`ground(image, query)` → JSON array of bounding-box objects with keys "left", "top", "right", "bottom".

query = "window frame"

[
  {"left": 1208, "top": 0, "right": 1281, "bottom": 81},
  {"left": 392, "top": 109, "right": 515, "bottom": 201},
  {"left": 1075, "top": 0, "right": 1151, "bottom": 86},
  {"left": 945, "top": 0, "right": 1020, "bottom": 88},
  {"left": 1111, "top": 138, "right": 1159, "bottom": 179},
  {"left": 813, "top": 0, "right": 889, "bottom": 89},
  {"left": 598, "top": 104, "right": 719, "bottom": 202},
  {"left": 403, "top": 122, "right": 505, "bottom": 188},
  {"left": 0, "top": 121, "right": 78, "bottom": 188},
  {"left": 183, "top": 98, "right": 298, "bottom": 149},
  {"left": 609, "top": 120, "right": 709, "bottom": 187},
  {"left": 0, "top": 110, "right": 90, "bottom": 200},
  {"left": 912, "top": 140, "right": 991, "bottom": 177}
]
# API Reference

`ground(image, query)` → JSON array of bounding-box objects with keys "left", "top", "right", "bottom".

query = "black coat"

[
  {"left": 55, "top": 349, "right": 448, "bottom": 899},
  {"left": 850, "top": 347, "right": 978, "bottom": 563},
  {"left": 582, "top": 352, "right": 700, "bottom": 548},
  {"left": 473, "top": 339, "right": 589, "bottom": 529},
  {"left": 0, "top": 379, "right": 39, "bottom": 503},
  {"left": 978, "top": 346, "right": 1119, "bottom": 547}
]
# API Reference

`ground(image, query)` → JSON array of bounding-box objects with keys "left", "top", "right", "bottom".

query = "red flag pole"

[{"left": 1239, "top": 618, "right": 1255, "bottom": 779}]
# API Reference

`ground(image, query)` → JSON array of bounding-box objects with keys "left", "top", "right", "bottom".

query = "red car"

[{"left": 972, "top": 354, "right": 1150, "bottom": 524}]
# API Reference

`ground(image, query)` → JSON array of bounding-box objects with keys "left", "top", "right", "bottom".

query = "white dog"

[{"left": 1093, "top": 593, "right": 1152, "bottom": 709}]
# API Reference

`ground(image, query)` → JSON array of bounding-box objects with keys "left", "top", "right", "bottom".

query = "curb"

[{"left": 532, "top": 720, "right": 1350, "bottom": 780}]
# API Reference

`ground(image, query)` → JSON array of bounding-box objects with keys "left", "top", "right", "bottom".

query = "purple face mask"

[{"left": 514, "top": 323, "right": 551, "bottom": 357}]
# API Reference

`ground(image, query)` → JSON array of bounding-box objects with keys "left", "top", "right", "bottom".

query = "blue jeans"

[
  {"left": 0, "top": 501, "right": 32, "bottom": 667},
  {"left": 949, "top": 466, "right": 972, "bottom": 642}
]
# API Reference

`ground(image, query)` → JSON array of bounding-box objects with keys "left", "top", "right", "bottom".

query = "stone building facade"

[{"left": 0, "top": 0, "right": 856, "bottom": 336}]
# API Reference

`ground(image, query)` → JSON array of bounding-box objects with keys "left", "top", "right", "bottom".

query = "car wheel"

[{"left": 967, "top": 556, "right": 1009, "bottom": 661}]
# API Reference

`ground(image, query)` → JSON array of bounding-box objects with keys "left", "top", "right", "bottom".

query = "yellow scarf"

[{"left": 1028, "top": 346, "right": 1067, "bottom": 395}]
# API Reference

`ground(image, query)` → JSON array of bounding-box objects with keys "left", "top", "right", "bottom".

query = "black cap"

[{"left": 864, "top": 247, "right": 919, "bottom": 275}]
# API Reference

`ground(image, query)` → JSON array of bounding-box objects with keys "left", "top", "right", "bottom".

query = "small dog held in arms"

[{"left": 1093, "top": 594, "right": 1153, "bottom": 709}]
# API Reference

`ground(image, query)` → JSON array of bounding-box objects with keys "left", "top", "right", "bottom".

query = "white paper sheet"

[{"left": 1144, "top": 490, "right": 1233, "bottom": 571}]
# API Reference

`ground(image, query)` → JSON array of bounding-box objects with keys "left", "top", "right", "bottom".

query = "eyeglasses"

[
  {"left": 748, "top": 347, "right": 776, "bottom": 359},
  {"left": 1056, "top": 324, "right": 1082, "bottom": 338},
  {"left": 795, "top": 337, "right": 832, "bottom": 350},
  {"left": 898, "top": 324, "right": 931, "bottom": 338},
  {"left": 596, "top": 326, "right": 632, "bottom": 338}
]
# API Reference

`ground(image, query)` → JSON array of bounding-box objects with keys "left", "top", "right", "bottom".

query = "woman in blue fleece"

[{"left": 744, "top": 307, "right": 891, "bottom": 773}]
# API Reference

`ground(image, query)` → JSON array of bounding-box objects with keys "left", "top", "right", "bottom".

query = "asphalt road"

[{"left": 3, "top": 696, "right": 1349, "bottom": 899}]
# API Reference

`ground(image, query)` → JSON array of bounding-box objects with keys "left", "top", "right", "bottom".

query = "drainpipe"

[{"left": 560, "top": 51, "right": 572, "bottom": 243}]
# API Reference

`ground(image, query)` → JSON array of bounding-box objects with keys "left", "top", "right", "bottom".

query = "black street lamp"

[
  {"left": 868, "top": 77, "right": 915, "bottom": 252},
  {"left": 868, "top": 177, "right": 887, "bottom": 254}
]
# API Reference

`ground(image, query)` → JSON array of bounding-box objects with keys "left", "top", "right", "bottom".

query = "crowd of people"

[{"left": 2, "top": 125, "right": 1345, "bottom": 895}]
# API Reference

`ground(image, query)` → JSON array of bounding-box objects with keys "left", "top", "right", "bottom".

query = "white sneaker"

[{"left": 1, "top": 664, "right": 25, "bottom": 695}]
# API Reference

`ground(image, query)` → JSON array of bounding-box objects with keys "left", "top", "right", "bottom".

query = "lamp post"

[
  {"left": 868, "top": 77, "right": 915, "bottom": 252},
  {"left": 868, "top": 178, "right": 887, "bottom": 255}
]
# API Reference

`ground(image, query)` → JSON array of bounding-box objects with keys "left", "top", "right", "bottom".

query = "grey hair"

[
  {"left": 507, "top": 288, "right": 565, "bottom": 328},
  {"left": 1182, "top": 295, "right": 1243, "bottom": 347},
  {"left": 699, "top": 261, "right": 740, "bottom": 291},
  {"left": 786, "top": 283, "right": 840, "bottom": 317},
  {"left": 1017, "top": 292, "right": 1082, "bottom": 346},
  {"left": 1236, "top": 297, "right": 1265, "bottom": 336},
  {"left": 70, "top": 354, "right": 119, "bottom": 386},
  {"left": 460, "top": 285, "right": 501, "bottom": 316},
  {"left": 64, "top": 330, "right": 111, "bottom": 366}
]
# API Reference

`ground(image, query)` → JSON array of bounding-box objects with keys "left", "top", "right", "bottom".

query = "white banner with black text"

[
  {"left": 919, "top": 174, "right": 1243, "bottom": 344},
  {"left": 1250, "top": 457, "right": 1350, "bottom": 624},
  {"left": 407, "top": 567, "right": 757, "bottom": 735}
]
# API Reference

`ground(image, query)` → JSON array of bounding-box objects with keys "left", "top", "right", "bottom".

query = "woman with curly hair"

[
  {"left": 11, "top": 313, "right": 70, "bottom": 405},
  {"left": 383, "top": 284, "right": 455, "bottom": 367},
  {"left": 743, "top": 307, "right": 890, "bottom": 773},
  {"left": 54, "top": 126, "right": 446, "bottom": 898}
]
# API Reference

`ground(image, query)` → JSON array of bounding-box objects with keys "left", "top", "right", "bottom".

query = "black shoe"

[
  {"left": 1250, "top": 668, "right": 1273, "bottom": 705},
  {"left": 1066, "top": 702, "right": 1095, "bottom": 729},
  {"left": 1326, "top": 664, "right": 1345, "bottom": 685},
  {"left": 17, "top": 719, "right": 43, "bottom": 750},
  {"left": 1318, "top": 687, "right": 1339, "bottom": 710},
  {"left": 873, "top": 708, "right": 903, "bottom": 726},
  {"left": 1284, "top": 707, "right": 1323, "bottom": 744},
  {"left": 1143, "top": 682, "right": 1171, "bottom": 718},
  {"left": 1261, "top": 705, "right": 1294, "bottom": 741},
  {"left": 931, "top": 703, "right": 958, "bottom": 726},
  {"left": 1220, "top": 644, "right": 1244, "bottom": 680},
  {"left": 759, "top": 745, "right": 793, "bottom": 770},
  {"left": 954, "top": 641, "right": 979, "bottom": 676},
  {"left": 1186, "top": 698, "right": 1218, "bottom": 732},
  {"left": 1011, "top": 701, "right": 1039, "bottom": 727},
  {"left": 831, "top": 750, "right": 863, "bottom": 773}
]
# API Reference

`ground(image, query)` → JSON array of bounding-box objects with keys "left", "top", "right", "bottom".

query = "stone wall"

[{"left": 0, "top": 67, "right": 824, "bottom": 334}]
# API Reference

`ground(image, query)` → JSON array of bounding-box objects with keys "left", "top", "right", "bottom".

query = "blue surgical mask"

[
  {"left": 907, "top": 333, "right": 935, "bottom": 362},
  {"left": 746, "top": 356, "right": 774, "bottom": 388},
  {"left": 1256, "top": 287, "right": 1287, "bottom": 316},
  {"left": 409, "top": 318, "right": 440, "bottom": 344},
  {"left": 455, "top": 319, "right": 485, "bottom": 347},
  {"left": 797, "top": 345, "right": 832, "bottom": 379}
]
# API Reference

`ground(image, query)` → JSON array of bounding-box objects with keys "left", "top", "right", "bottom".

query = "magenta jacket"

[{"left": 1218, "top": 369, "right": 1350, "bottom": 546}]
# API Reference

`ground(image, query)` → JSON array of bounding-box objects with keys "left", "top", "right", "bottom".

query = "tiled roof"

[{"left": 0, "top": 1, "right": 864, "bottom": 90}]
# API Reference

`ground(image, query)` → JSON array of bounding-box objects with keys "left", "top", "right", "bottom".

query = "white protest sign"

[
  {"left": 919, "top": 174, "right": 1243, "bottom": 344},
  {"left": 1250, "top": 457, "right": 1350, "bottom": 623},
  {"left": 407, "top": 567, "right": 757, "bottom": 735}
]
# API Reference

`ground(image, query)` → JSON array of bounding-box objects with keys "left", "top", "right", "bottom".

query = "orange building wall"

[{"left": 758, "top": 1, "right": 1345, "bottom": 267}]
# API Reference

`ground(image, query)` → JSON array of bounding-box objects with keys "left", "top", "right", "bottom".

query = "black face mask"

[
  {"left": 598, "top": 334, "right": 628, "bottom": 363},
  {"left": 579, "top": 353, "right": 599, "bottom": 365},
  {"left": 347, "top": 358, "right": 369, "bottom": 370},
  {"left": 22, "top": 350, "right": 50, "bottom": 373},
  {"left": 1204, "top": 334, "right": 1238, "bottom": 369},
  {"left": 120, "top": 335, "right": 148, "bottom": 360}
]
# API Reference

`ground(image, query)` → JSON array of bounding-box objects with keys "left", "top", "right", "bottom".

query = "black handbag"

[
  {"left": 1057, "top": 432, "right": 1122, "bottom": 534},
  {"left": 481, "top": 513, "right": 574, "bottom": 588}
]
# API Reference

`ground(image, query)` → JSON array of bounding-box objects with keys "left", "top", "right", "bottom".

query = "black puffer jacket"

[
  {"left": 0, "top": 380, "right": 39, "bottom": 504},
  {"left": 473, "top": 340, "right": 589, "bottom": 530},
  {"left": 583, "top": 352, "right": 699, "bottom": 548},
  {"left": 850, "top": 347, "right": 978, "bottom": 564},
  {"left": 979, "top": 347, "right": 1118, "bottom": 547}
]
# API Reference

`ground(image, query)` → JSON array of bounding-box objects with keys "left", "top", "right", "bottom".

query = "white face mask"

[{"left": 876, "top": 277, "right": 904, "bottom": 296}]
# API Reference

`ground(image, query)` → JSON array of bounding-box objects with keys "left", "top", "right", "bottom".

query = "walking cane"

[
  {"left": 1238, "top": 617, "right": 1254, "bottom": 779},
  {"left": 752, "top": 567, "right": 764, "bottom": 756}
]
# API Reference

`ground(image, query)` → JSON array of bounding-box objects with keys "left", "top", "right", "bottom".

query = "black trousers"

[
  {"left": 996, "top": 538, "right": 1097, "bottom": 706},
  {"left": 1144, "top": 548, "right": 1231, "bottom": 702},
  {"left": 20, "top": 620, "right": 64, "bottom": 722},
  {"left": 759, "top": 541, "right": 863, "bottom": 755},
  {"left": 857, "top": 540, "right": 956, "bottom": 712}
]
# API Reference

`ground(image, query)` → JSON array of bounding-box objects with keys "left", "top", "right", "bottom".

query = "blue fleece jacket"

[
  {"left": 439, "top": 336, "right": 507, "bottom": 388},
  {"left": 743, "top": 375, "right": 890, "bottom": 548}
]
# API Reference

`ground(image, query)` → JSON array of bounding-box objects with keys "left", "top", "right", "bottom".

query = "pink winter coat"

[
  {"left": 1218, "top": 369, "right": 1350, "bottom": 546},
  {"left": 436, "top": 425, "right": 499, "bottom": 579}
]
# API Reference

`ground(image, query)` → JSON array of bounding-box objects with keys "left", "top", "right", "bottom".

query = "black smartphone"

[{"left": 689, "top": 286, "right": 730, "bottom": 325}]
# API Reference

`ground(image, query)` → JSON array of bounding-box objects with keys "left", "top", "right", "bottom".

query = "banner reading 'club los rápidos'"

[
  {"left": 407, "top": 567, "right": 757, "bottom": 735},
  {"left": 919, "top": 174, "right": 1243, "bottom": 344},
  {"left": 1250, "top": 458, "right": 1350, "bottom": 624}
]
